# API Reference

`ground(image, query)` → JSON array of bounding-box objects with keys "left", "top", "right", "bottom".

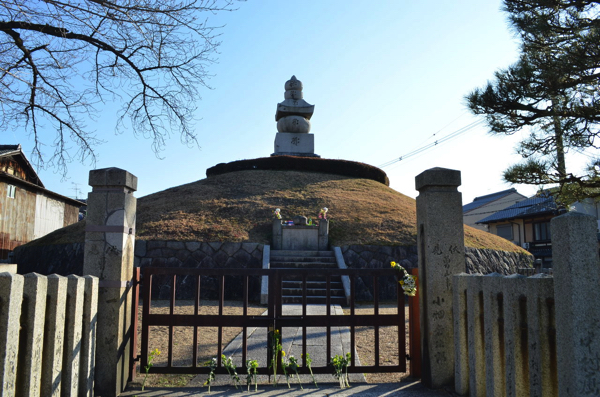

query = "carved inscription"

[
  {"left": 291, "top": 137, "right": 300, "bottom": 146},
  {"left": 434, "top": 351, "right": 448, "bottom": 364},
  {"left": 578, "top": 330, "right": 600, "bottom": 395}
]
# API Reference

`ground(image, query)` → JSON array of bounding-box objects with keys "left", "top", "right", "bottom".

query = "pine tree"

[{"left": 467, "top": 0, "right": 600, "bottom": 204}]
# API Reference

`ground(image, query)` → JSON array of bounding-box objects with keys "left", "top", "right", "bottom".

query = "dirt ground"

[
  {"left": 343, "top": 303, "right": 411, "bottom": 384},
  {"left": 133, "top": 301, "right": 412, "bottom": 387}
]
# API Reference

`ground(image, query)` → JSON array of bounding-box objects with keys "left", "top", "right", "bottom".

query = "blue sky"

[{"left": 13, "top": 1, "right": 575, "bottom": 203}]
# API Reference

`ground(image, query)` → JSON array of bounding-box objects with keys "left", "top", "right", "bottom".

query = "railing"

[{"left": 136, "top": 267, "right": 411, "bottom": 376}]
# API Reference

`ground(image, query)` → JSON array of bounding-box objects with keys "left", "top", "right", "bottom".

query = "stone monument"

[{"left": 271, "top": 75, "right": 320, "bottom": 157}]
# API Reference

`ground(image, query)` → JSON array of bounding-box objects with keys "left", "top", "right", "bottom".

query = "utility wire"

[{"left": 378, "top": 119, "right": 486, "bottom": 168}]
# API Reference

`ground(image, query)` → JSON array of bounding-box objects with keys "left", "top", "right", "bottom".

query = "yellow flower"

[
  {"left": 282, "top": 351, "right": 286, "bottom": 356},
  {"left": 275, "top": 329, "right": 279, "bottom": 334},
  {"left": 390, "top": 261, "right": 396, "bottom": 268},
  {"left": 399, "top": 280, "right": 404, "bottom": 285}
]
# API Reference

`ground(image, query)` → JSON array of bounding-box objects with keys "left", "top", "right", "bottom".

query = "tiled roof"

[
  {"left": 477, "top": 193, "right": 557, "bottom": 223},
  {"left": 463, "top": 188, "right": 519, "bottom": 213},
  {"left": 0, "top": 144, "right": 21, "bottom": 156}
]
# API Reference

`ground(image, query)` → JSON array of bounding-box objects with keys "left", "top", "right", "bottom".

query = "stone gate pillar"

[
  {"left": 552, "top": 212, "right": 600, "bottom": 396},
  {"left": 415, "top": 167, "right": 465, "bottom": 389},
  {"left": 83, "top": 168, "right": 137, "bottom": 397}
]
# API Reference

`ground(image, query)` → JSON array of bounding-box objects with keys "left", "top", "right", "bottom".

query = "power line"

[{"left": 378, "top": 119, "right": 486, "bottom": 168}]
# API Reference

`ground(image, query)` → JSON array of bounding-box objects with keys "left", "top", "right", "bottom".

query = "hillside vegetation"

[{"left": 26, "top": 169, "right": 527, "bottom": 253}]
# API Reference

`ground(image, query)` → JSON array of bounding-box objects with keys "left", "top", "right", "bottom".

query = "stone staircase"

[{"left": 270, "top": 250, "right": 346, "bottom": 305}]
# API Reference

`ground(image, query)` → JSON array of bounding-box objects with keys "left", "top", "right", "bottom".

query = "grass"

[{"left": 23, "top": 169, "right": 528, "bottom": 254}]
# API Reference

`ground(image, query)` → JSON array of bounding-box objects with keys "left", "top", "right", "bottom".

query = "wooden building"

[{"left": 0, "top": 144, "right": 83, "bottom": 259}]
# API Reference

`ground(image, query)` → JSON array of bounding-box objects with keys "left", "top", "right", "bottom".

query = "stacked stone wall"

[
  {"left": 464, "top": 247, "right": 533, "bottom": 274},
  {"left": 14, "top": 243, "right": 84, "bottom": 276},
  {"left": 135, "top": 240, "right": 264, "bottom": 301},
  {"left": 340, "top": 244, "right": 419, "bottom": 300},
  {"left": 14, "top": 240, "right": 531, "bottom": 302}
]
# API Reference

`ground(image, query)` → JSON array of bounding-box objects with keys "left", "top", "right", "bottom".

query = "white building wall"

[{"left": 34, "top": 194, "right": 65, "bottom": 239}]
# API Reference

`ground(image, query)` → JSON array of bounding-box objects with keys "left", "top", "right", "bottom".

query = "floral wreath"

[{"left": 391, "top": 261, "right": 417, "bottom": 296}]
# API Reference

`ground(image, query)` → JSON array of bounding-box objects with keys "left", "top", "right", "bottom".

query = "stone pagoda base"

[{"left": 272, "top": 132, "right": 320, "bottom": 157}]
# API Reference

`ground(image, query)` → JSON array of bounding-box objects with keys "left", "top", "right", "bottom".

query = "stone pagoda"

[{"left": 271, "top": 76, "right": 319, "bottom": 157}]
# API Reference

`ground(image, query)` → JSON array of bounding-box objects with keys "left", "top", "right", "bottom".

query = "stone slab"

[
  {"left": 80, "top": 276, "right": 99, "bottom": 397},
  {"left": 41, "top": 274, "right": 67, "bottom": 397},
  {"left": 552, "top": 212, "right": 600, "bottom": 396},
  {"left": 482, "top": 273, "right": 504, "bottom": 397},
  {"left": 0, "top": 272, "right": 24, "bottom": 397},
  {"left": 452, "top": 274, "right": 469, "bottom": 396},
  {"left": 274, "top": 132, "right": 314, "bottom": 155},
  {"left": 17, "top": 273, "right": 48, "bottom": 397}
]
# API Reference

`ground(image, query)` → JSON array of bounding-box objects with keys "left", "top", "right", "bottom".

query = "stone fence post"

[
  {"left": 83, "top": 167, "right": 137, "bottom": 397},
  {"left": 415, "top": 167, "right": 465, "bottom": 389},
  {"left": 552, "top": 212, "right": 600, "bottom": 396},
  {"left": 272, "top": 219, "right": 282, "bottom": 250},
  {"left": 318, "top": 218, "right": 329, "bottom": 250}
]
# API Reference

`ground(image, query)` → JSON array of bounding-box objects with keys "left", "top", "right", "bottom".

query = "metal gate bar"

[{"left": 138, "top": 267, "right": 408, "bottom": 376}]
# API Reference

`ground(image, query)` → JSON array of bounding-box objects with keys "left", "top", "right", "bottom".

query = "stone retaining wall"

[
  {"left": 339, "top": 244, "right": 532, "bottom": 300},
  {"left": 464, "top": 247, "right": 533, "bottom": 274},
  {"left": 14, "top": 243, "right": 84, "bottom": 276},
  {"left": 14, "top": 241, "right": 531, "bottom": 302},
  {"left": 135, "top": 240, "right": 264, "bottom": 301}
]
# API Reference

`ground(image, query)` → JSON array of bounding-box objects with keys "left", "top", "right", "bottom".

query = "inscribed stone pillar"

[
  {"left": 415, "top": 167, "right": 465, "bottom": 389},
  {"left": 551, "top": 212, "right": 600, "bottom": 396},
  {"left": 83, "top": 167, "right": 137, "bottom": 397}
]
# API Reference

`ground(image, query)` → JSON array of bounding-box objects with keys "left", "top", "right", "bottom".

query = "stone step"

[
  {"left": 270, "top": 261, "right": 338, "bottom": 269},
  {"left": 283, "top": 295, "right": 346, "bottom": 305},
  {"left": 282, "top": 280, "right": 343, "bottom": 289},
  {"left": 282, "top": 288, "right": 345, "bottom": 297},
  {"left": 270, "top": 250, "right": 335, "bottom": 258},
  {"left": 270, "top": 256, "right": 336, "bottom": 263}
]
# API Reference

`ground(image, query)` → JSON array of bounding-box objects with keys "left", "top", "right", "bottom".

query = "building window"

[
  {"left": 533, "top": 221, "right": 551, "bottom": 241},
  {"left": 496, "top": 224, "right": 513, "bottom": 240},
  {"left": 7, "top": 184, "right": 15, "bottom": 199}
]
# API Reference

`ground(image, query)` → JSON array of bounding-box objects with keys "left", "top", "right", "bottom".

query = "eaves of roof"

[
  {"left": 476, "top": 195, "right": 557, "bottom": 224},
  {"left": 462, "top": 188, "right": 519, "bottom": 213},
  {"left": 0, "top": 144, "right": 44, "bottom": 188},
  {"left": 0, "top": 172, "right": 84, "bottom": 207}
]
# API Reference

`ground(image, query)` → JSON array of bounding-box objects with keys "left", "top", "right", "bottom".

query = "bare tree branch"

[{"left": 0, "top": 0, "right": 239, "bottom": 176}]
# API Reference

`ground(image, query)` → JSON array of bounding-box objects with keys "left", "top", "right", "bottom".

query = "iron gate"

[{"left": 133, "top": 266, "right": 416, "bottom": 378}]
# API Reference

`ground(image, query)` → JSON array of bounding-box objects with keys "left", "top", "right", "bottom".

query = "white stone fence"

[
  {"left": 0, "top": 270, "right": 98, "bottom": 397},
  {"left": 453, "top": 272, "right": 556, "bottom": 396},
  {"left": 450, "top": 212, "right": 600, "bottom": 396},
  {"left": 415, "top": 167, "right": 599, "bottom": 395}
]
